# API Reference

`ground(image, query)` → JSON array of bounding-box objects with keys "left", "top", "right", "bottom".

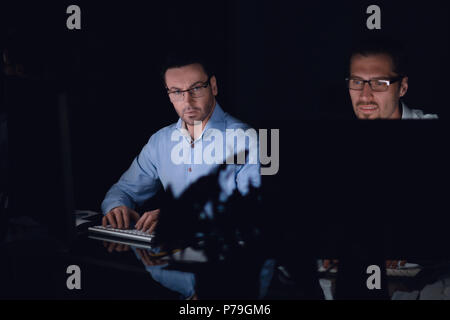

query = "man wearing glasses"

[
  {"left": 101, "top": 54, "right": 261, "bottom": 233},
  {"left": 346, "top": 37, "right": 438, "bottom": 120}
]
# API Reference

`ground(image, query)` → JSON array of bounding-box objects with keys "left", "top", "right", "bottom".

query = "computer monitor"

[
  {"left": 258, "top": 119, "right": 450, "bottom": 261},
  {"left": 4, "top": 76, "right": 76, "bottom": 247}
]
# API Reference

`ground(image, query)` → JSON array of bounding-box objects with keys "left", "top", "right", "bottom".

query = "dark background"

[{"left": 1, "top": 1, "right": 450, "bottom": 257}]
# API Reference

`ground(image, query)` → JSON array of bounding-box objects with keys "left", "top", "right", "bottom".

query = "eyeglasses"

[
  {"left": 345, "top": 76, "right": 403, "bottom": 92},
  {"left": 167, "top": 77, "right": 211, "bottom": 102}
]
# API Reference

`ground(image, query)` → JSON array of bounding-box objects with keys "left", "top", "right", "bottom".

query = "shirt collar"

[
  {"left": 401, "top": 101, "right": 413, "bottom": 119},
  {"left": 175, "top": 102, "right": 226, "bottom": 134}
]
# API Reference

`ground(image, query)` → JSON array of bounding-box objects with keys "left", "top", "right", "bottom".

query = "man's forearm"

[{"left": 101, "top": 184, "right": 136, "bottom": 214}]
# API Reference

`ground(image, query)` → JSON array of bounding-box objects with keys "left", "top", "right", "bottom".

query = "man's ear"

[
  {"left": 210, "top": 75, "right": 218, "bottom": 96},
  {"left": 399, "top": 76, "right": 408, "bottom": 98}
]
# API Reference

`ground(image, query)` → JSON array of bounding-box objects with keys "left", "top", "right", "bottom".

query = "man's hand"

[
  {"left": 321, "top": 259, "right": 408, "bottom": 271},
  {"left": 136, "top": 248, "right": 165, "bottom": 266},
  {"left": 102, "top": 205, "right": 140, "bottom": 229},
  {"left": 103, "top": 241, "right": 130, "bottom": 253},
  {"left": 135, "top": 209, "right": 160, "bottom": 234},
  {"left": 323, "top": 259, "right": 339, "bottom": 270},
  {"left": 386, "top": 260, "right": 407, "bottom": 269}
]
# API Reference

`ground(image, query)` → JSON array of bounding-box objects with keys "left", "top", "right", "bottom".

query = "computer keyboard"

[
  {"left": 88, "top": 225, "right": 155, "bottom": 243},
  {"left": 88, "top": 235, "right": 155, "bottom": 250},
  {"left": 387, "top": 263, "right": 422, "bottom": 277}
]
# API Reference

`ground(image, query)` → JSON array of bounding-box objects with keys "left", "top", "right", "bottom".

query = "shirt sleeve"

[
  {"left": 220, "top": 126, "right": 262, "bottom": 198},
  {"left": 236, "top": 161, "right": 261, "bottom": 196},
  {"left": 101, "top": 134, "right": 162, "bottom": 214}
]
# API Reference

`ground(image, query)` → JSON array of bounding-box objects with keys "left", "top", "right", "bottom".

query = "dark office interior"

[{"left": 1, "top": 0, "right": 450, "bottom": 301}]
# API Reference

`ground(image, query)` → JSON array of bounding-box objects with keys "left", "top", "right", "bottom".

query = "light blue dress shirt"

[{"left": 101, "top": 103, "right": 261, "bottom": 214}]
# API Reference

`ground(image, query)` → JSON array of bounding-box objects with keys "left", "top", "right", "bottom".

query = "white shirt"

[{"left": 401, "top": 102, "right": 438, "bottom": 119}]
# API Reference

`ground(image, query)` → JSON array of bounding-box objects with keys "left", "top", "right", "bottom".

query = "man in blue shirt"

[{"left": 101, "top": 55, "right": 261, "bottom": 233}]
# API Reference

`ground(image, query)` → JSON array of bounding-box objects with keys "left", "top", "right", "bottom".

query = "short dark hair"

[
  {"left": 161, "top": 52, "right": 215, "bottom": 86},
  {"left": 349, "top": 35, "right": 408, "bottom": 76}
]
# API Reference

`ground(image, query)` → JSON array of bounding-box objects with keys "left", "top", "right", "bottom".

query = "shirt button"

[
  {"left": 191, "top": 142, "right": 194, "bottom": 149},
  {"left": 188, "top": 168, "right": 192, "bottom": 172}
]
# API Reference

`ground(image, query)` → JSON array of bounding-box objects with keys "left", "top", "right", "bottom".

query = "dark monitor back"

[
  {"left": 5, "top": 77, "right": 75, "bottom": 245},
  {"left": 260, "top": 119, "right": 449, "bottom": 260}
]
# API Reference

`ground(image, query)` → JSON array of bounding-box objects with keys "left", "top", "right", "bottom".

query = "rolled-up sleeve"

[{"left": 101, "top": 134, "right": 162, "bottom": 214}]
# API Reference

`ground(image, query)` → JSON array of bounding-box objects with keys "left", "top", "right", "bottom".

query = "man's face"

[
  {"left": 349, "top": 54, "right": 408, "bottom": 119},
  {"left": 165, "top": 63, "right": 218, "bottom": 126}
]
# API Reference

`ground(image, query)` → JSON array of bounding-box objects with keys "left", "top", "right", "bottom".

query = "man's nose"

[
  {"left": 360, "top": 82, "right": 374, "bottom": 99},
  {"left": 182, "top": 91, "right": 194, "bottom": 103}
]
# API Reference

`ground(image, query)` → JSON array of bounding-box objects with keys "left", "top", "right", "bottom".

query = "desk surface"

[
  {"left": 0, "top": 229, "right": 269, "bottom": 300},
  {"left": 2, "top": 222, "right": 450, "bottom": 300}
]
